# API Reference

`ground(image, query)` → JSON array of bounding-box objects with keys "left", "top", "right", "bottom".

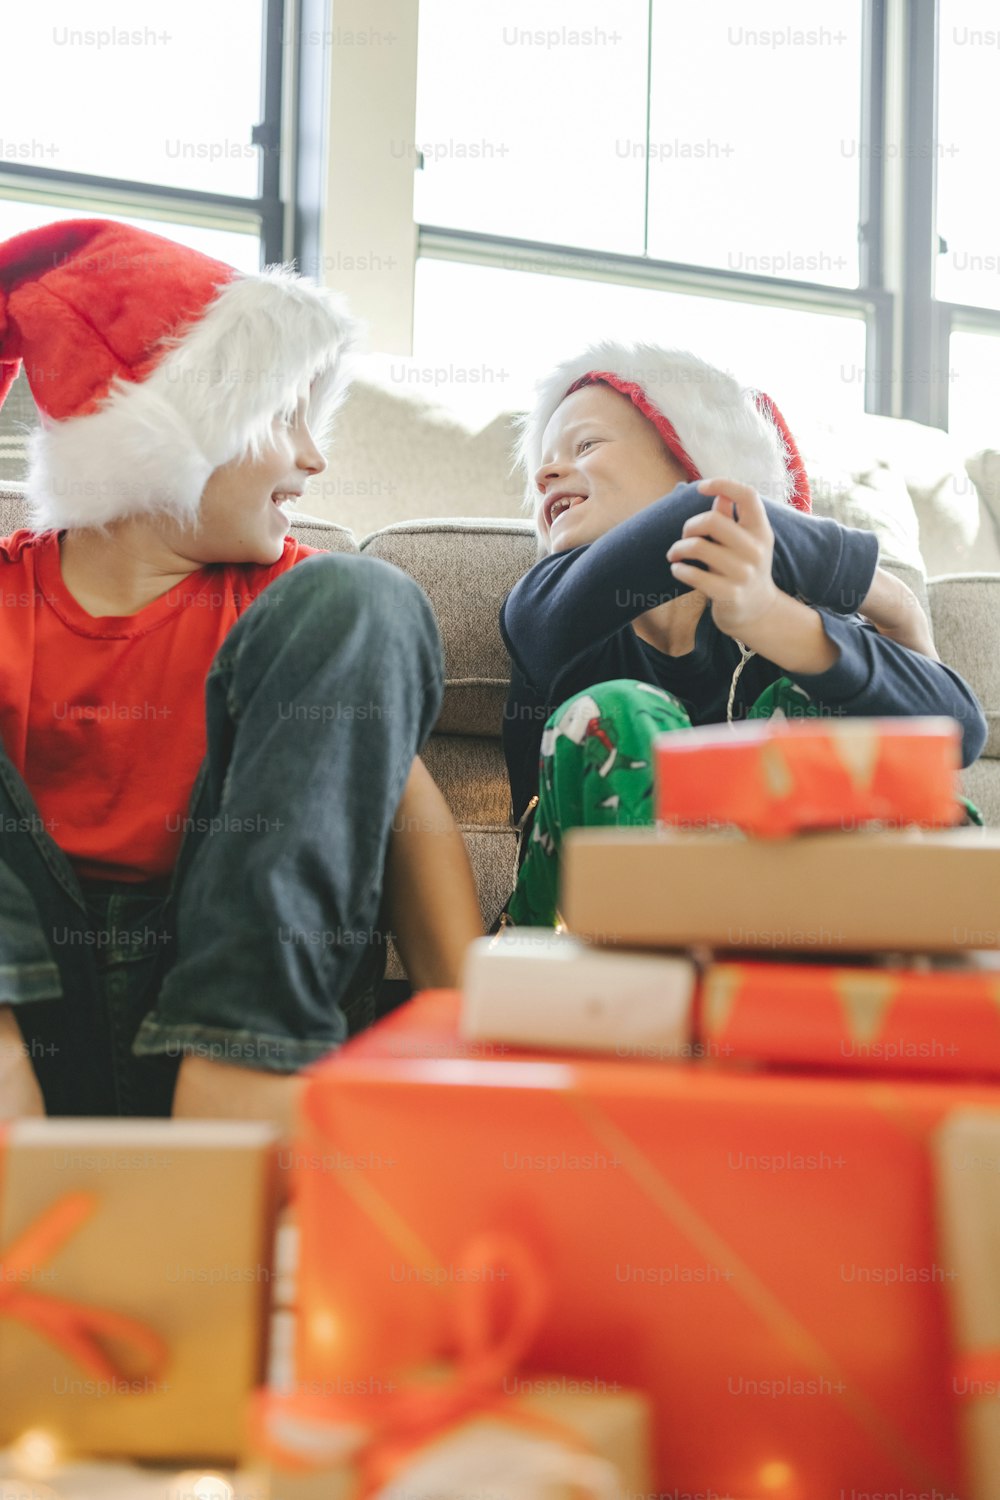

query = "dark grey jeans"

[{"left": 0, "top": 553, "right": 444, "bottom": 1116}]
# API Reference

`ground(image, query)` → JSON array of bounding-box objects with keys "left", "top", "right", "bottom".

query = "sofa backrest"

[{"left": 3, "top": 488, "right": 998, "bottom": 834}]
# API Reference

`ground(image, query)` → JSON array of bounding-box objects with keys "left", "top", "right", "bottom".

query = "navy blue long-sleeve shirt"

[{"left": 500, "top": 483, "right": 988, "bottom": 821}]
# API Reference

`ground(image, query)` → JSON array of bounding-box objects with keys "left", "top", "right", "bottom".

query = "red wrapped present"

[
  {"left": 246, "top": 1232, "right": 651, "bottom": 1499},
  {"left": 702, "top": 954, "right": 1000, "bottom": 1078},
  {"left": 0, "top": 1119, "right": 279, "bottom": 1460},
  {"left": 291, "top": 989, "right": 1000, "bottom": 1500},
  {"left": 934, "top": 1108, "right": 1000, "bottom": 1500},
  {"left": 655, "top": 716, "right": 962, "bottom": 837}
]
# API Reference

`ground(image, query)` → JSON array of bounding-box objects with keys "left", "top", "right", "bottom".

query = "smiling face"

[
  {"left": 534, "top": 382, "right": 690, "bottom": 553},
  {"left": 176, "top": 394, "right": 327, "bottom": 566}
]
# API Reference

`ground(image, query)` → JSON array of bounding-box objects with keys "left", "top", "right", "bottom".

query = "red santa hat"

[
  {"left": 0, "top": 218, "right": 356, "bottom": 530},
  {"left": 517, "top": 341, "right": 811, "bottom": 514}
]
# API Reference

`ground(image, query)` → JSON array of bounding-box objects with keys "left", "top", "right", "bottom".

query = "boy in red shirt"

[{"left": 0, "top": 219, "right": 482, "bottom": 1130}]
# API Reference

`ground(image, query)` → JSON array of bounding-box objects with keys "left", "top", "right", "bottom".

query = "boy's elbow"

[{"left": 959, "top": 702, "right": 989, "bottom": 770}]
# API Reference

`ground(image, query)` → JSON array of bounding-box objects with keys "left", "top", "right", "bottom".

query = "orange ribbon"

[
  {"left": 0, "top": 1190, "right": 168, "bottom": 1382},
  {"left": 253, "top": 1230, "right": 597, "bottom": 1494}
]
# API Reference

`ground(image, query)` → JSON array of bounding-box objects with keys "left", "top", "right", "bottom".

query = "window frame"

[
  {"left": 0, "top": 0, "right": 297, "bottom": 268},
  {"left": 319, "top": 0, "right": 996, "bottom": 438}
]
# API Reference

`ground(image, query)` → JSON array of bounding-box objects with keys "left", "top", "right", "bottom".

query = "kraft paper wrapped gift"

[
  {"left": 655, "top": 716, "right": 962, "bottom": 837},
  {"left": 702, "top": 954, "right": 1000, "bottom": 1078},
  {"left": 562, "top": 826, "right": 1000, "bottom": 954},
  {"left": 934, "top": 1109, "right": 1000, "bottom": 1500},
  {"left": 291, "top": 1021, "right": 1000, "bottom": 1500},
  {"left": 0, "top": 1119, "right": 279, "bottom": 1461},
  {"left": 247, "top": 1376, "right": 650, "bottom": 1499}
]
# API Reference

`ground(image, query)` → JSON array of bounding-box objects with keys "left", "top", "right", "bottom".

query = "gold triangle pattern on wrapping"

[
  {"left": 832, "top": 972, "right": 898, "bottom": 1046},
  {"left": 562, "top": 1089, "right": 948, "bottom": 1496},
  {"left": 759, "top": 742, "right": 795, "bottom": 800},
  {"left": 831, "top": 724, "right": 881, "bottom": 791},
  {"left": 328, "top": 1144, "right": 452, "bottom": 1297},
  {"left": 703, "top": 968, "right": 743, "bottom": 1038}
]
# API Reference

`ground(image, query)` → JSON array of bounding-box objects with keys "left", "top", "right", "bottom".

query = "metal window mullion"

[
  {"left": 642, "top": 0, "right": 653, "bottom": 257},
  {"left": 291, "top": 0, "right": 330, "bottom": 274},
  {"left": 900, "top": 0, "right": 942, "bottom": 426},
  {"left": 946, "top": 302, "right": 1000, "bottom": 335},
  {"left": 859, "top": 0, "right": 894, "bottom": 415},
  {"left": 258, "top": 0, "right": 287, "bottom": 264},
  {"left": 417, "top": 225, "right": 882, "bottom": 321},
  {"left": 0, "top": 161, "right": 263, "bottom": 224}
]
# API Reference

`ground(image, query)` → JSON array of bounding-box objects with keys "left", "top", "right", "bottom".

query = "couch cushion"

[
  {"left": 310, "top": 365, "right": 525, "bottom": 536},
  {"left": 421, "top": 735, "right": 512, "bottom": 826},
  {"left": 966, "top": 450, "right": 1000, "bottom": 569},
  {"left": 360, "top": 519, "right": 536, "bottom": 737},
  {"left": 288, "top": 512, "right": 358, "bottom": 554},
  {"left": 855, "top": 414, "right": 997, "bottom": 575},
  {"left": 793, "top": 421, "right": 930, "bottom": 612},
  {"left": 927, "top": 575, "right": 1000, "bottom": 758},
  {"left": 0, "top": 485, "right": 28, "bottom": 539}
]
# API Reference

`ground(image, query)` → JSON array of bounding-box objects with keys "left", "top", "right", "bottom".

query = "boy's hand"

[{"left": 667, "top": 478, "right": 781, "bottom": 640}]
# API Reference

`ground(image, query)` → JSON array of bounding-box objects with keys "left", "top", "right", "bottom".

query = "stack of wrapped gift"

[
  {"left": 559, "top": 714, "right": 1000, "bottom": 1078},
  {"left": 253, "top": 717, "right": 1000, "bottom": 1499}
]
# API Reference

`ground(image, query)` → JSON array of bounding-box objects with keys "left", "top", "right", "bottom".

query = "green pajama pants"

[{"left": 506, "top": 677, "right": 981, "bottom": 929}]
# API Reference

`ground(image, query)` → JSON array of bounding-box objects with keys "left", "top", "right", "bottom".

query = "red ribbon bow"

[
  {"left": 0, "top": 1190, "right": 169, "bottom": 1382},
  {"left": 254, "top": 1230, "right": 593, "bottom": 1494}
]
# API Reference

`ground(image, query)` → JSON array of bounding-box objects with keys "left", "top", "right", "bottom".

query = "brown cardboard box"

[
  {"left": 0, "top": 1119, "right": 279, "bottom": 1462},
  {"left": 562, "top": 826, "right": 1000, "bottom": 954}
]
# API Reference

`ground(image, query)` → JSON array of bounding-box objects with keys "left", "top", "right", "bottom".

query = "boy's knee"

[{"left": 244, "top": 554, "right": 442, "bottom": 657}]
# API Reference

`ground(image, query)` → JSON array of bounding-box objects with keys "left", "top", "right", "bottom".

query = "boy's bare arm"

[
  {"left": 0, "top": 1005, "right": 46, "bottom": 1117},
  {"left": 172, "top": 1055, "right": 304, "bottom": 1141},
  {"left": 858, "top": 568, "right": 939, "bottom": 659},
  {"left": 383, "top": 756, "right": 484, "bottom": 991}
]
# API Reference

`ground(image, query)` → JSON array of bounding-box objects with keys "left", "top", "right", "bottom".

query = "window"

[
  {"left": 0, "top": 0, "right": 290, "bottom": 268},
  {"left": 413, "top": 257, "right": 868, "bottom": 428},
  {"left": 330, "top": 0, "right": 988, "bottom": 449},
  {"left": 411, "top": 0, "right": 873, "bottom": 427}
]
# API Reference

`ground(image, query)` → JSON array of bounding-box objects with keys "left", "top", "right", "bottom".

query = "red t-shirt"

[{"left": 0, "top": 530, "right": 318, "bottom": 883}]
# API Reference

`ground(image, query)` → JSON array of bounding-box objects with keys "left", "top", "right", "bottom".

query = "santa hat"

[
  {"left": 516, "top": 341, "right": 811, "bottom": 514},
  {"left": 0, "top": 218, "right": 356, "bottom": 530}
]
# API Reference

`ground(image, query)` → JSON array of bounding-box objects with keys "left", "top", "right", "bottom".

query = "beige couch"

[{"left": 2, "top": 374, "right": 999, "bottom": 953}]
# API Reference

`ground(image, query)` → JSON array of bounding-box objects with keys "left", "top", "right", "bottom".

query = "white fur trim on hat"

[
  {"left": 514, "top": 341, "right": 794, "bottom": 513},
  {"left": 27, "top": 268, "right": 357, "bottom": 531}
]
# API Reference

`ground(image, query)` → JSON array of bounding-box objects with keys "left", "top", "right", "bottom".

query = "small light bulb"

[
  {"left": 8, "top": 1429, "right": 62, "bottom": 1479},
  {"left": 758, "top": 1458, "right": 795, "bottom": 1492},
  {"left": 171, "top": 1473, "right": 234, "bottom": 1500},
  {"left": 308, "top": 1307, "right": 340, "bottom": 1348}
]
